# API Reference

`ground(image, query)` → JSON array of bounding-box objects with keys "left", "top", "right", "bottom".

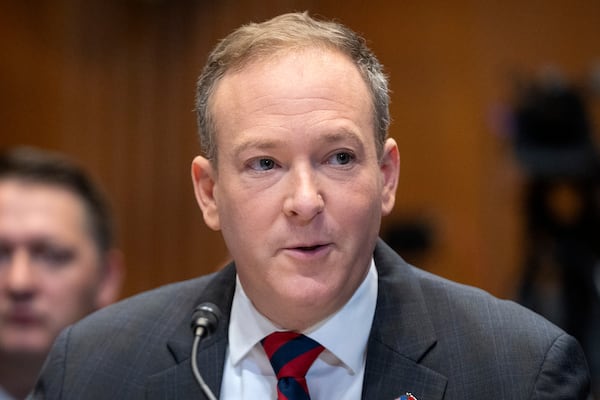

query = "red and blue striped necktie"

[{"left": 261, "top": 331, "right": 325, "bottom": 400}]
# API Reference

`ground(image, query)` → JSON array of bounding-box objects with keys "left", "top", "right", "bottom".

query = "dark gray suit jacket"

[{"left": 31, "top": 240, "right": 591, "bottom": 399}]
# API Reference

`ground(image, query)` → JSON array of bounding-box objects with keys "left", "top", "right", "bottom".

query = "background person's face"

[
  {"left": 0, "top": 180, "right": 106, "bottom": 356},
  {"left": 193, "top": 48, "right": 399, "bottom": 330}
]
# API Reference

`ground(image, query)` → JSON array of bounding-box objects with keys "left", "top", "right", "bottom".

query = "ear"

[
  {"left": 191, "top": 156, "right": 221, "bottom": 231},
  {"left": 379, "top": 138, "right": 400, "bottom": 216},
  {"left": 94, "top": 249, "right": 124, "bottom": 309}
]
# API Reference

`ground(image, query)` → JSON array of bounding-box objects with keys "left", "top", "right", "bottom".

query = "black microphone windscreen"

[{"left": 191, "top": 303, "right": 222, "bottom": 336}]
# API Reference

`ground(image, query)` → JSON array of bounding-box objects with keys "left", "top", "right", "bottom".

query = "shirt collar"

[{"left": 228, "top": 259, "right": 378, "bottom": 374}]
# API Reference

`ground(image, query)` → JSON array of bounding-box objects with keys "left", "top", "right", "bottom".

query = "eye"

[
  {"left": 30, "top": 242, "right": 75, "bottom": 269},
  {"left": 327, "top": 151, "right": 355, "bottom": 166},
  {"left": 247, "top": 157, "right": 278, "bottom": 171}
]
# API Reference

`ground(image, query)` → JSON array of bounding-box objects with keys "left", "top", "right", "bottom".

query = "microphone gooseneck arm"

[
  {"left": 190, "top": 303, "right": 222, "bottom": 400},
  {"left": 192, "top": 334, "right": 217, "bottom": 400}
]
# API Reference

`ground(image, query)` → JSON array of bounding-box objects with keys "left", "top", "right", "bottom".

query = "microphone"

[
  {"left": 190, "top": 303, "right": 221, "bottom": 400},
  {"left": 191, "top": 303, "right": 221, "bottom": 338}
]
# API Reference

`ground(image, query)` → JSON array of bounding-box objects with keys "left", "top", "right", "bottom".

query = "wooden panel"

[{"left": 1, "top": 0, "right": 599, "bottom": 299}]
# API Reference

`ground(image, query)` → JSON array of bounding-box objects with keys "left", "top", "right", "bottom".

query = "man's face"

[
  {"left": 192, "top": 48, "right": 399, "bottom": 330},
  {"left": 0, "top": 179, "right": 106, "bottom": 357}
]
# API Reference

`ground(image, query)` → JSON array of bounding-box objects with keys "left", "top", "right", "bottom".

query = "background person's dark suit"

[{"left": 31, "top": 240, "right": 590, "bottom": 399}]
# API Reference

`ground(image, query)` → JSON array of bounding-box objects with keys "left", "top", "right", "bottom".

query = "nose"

[
  {"left": 4, "top": 249, "right": 37, "bottom": 297},
  {"left": 282, "top": 164, "right": 325, "bottom": 221}
]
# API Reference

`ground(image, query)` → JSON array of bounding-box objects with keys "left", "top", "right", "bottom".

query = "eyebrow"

[
  {"left": 232, "top": 137, "right": 283, "bottom": 159},
  {"left": 319, "top": 129, "right": 364, "bottom": 148},
  {"left": 232, "top": 128, "right": 365, "bottom": 157}
]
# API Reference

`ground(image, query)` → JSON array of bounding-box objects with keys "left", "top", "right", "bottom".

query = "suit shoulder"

[
  {"left": 71, "top": 271, "right": 222, "bottom": 340},
  {"left": 414, "top": 266, "right": 590, "bottom": 396},
  {"left": 412, "top": 265, "right": 566, "bottom": 347},
  {"left": 375, "top": 239, "right": 566, "bottom": 344}
]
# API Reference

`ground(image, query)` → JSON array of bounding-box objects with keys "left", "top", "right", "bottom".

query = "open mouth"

[
  {"left": 289, "top": 243, "right": 332, "bottom": 254},
  {"left": 297, "top": 245, "right": 323, "bottom": 251}
]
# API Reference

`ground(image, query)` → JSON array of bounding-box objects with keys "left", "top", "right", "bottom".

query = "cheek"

[
  {"left": 219, "top": 210, "right": 272, "bottom": 263},
  {"left": 337, "top": 178, "right": 382, "bottom": 215},
  {"left": 218, "top": 184, "right": 277, "bottom": 232},
  {"left": 332, "top": 185, "right": 383, "bottom": 242},
  {"left": 43, "top": 269, "right": 99, "bottom": 317}
]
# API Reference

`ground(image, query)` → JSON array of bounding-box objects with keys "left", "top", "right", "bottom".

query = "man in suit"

[
  {"left": 0, "top": 147, "right": 123, "bottom": 399},
  {"left": 31, "top": 12, "right": 591, "bottom": 399}
]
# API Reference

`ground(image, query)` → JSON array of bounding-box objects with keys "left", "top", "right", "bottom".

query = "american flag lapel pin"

[{"left": 396, "top": 393, "right": 418, "bottom": 400}]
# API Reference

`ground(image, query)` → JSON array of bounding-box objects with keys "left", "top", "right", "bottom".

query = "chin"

[
  {"left": 282, "top": 283, "right": 337, "bottom": 309},
  {"left": 2, "top": 335, "right": 52, "bottom": 356}
]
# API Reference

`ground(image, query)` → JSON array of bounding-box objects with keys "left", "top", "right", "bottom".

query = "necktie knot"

[{"left": 261, "top": 331, "right": 324, "bottom": 400}]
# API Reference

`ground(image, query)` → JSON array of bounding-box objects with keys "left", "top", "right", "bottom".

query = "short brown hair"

[
  {"left": 195, "top": 12, "right": 390, "bottom": 163},
  {"left": 0, "top": 146, "right": 115, "bottom": 255}
]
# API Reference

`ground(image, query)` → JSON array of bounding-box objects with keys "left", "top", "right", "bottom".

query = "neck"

[{"left": 0, "top": 352, "right": 45, "bottom": 399}]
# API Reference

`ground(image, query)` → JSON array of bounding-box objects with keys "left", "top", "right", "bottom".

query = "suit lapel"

[
  {"left": 362, "top": 240, "right": 447, "bottom": 400},
  {"left": 146, "top": 263, "right": 237, "bottom": 400},
  {"left": 143, "top": 242, "right": 447, "bottom": 399}
]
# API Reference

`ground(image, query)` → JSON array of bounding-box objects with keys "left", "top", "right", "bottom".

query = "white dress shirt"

[{"left": 220, "top": 259, "right": 378, "bottom": 400}]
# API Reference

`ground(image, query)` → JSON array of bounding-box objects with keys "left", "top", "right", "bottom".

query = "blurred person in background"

[{"left": 0, "top": 147, "right": 123, "bottom": 399}]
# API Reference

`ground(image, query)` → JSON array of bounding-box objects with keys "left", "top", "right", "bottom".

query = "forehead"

[
  {"left": 212, "top": 48, "right": 373, "bottom": 125},
  {"left": 0, "top": 179, "right": 90, "bottom": 242},
  {"left": 209, "top": 48, "right": 376, "bottom": 158}
]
